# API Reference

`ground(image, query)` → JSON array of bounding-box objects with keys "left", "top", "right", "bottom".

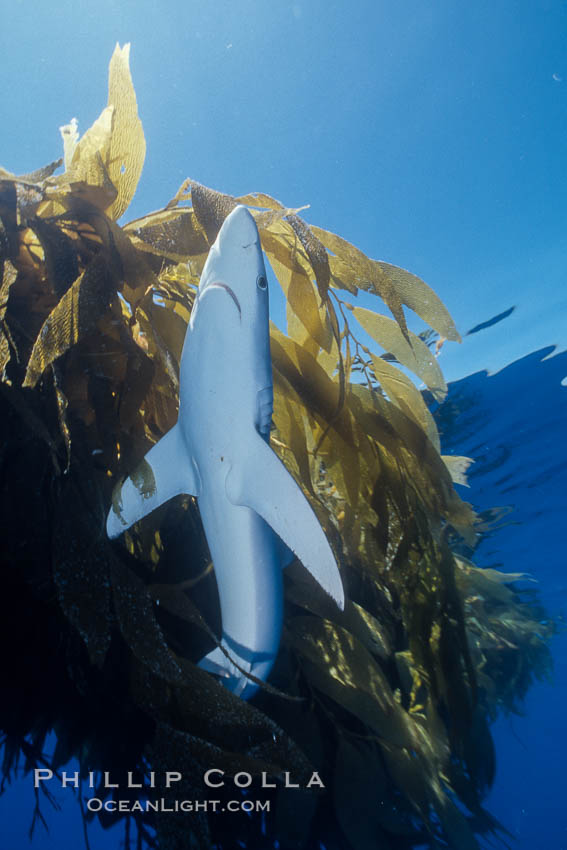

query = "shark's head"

[{"left": 197, "top": 205, "right": 268, "bottom": 325}]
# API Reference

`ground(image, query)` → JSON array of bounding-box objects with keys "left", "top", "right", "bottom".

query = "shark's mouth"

[{"left": 200, "top": 281, "right": 241, "bottom": 318}]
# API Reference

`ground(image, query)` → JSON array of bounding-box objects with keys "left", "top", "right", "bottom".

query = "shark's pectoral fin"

[
  {"left": 225, "top": 434, "right": 344, "bottom": 610},
  {"left": 107, "top": 424, "right": 200, "bottom": 538}
]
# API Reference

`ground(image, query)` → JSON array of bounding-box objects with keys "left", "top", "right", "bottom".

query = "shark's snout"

[{"left": 219, "top": 204, "right": 259, "bottom": 249}]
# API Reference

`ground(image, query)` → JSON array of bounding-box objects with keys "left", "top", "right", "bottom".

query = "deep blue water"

[{"left": 439, "top": 345, "right": 567, "bottom": 850}]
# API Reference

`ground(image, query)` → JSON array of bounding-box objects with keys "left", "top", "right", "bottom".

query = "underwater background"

[{"left": 0, "top": 1, "right": 565, "bottom": 848}]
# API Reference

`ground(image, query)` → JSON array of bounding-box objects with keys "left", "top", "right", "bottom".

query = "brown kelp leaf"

[
  {"left": 351, "top": 306, "right": 447, "bottom": 401},
  {"left": 5, "top": 182, "right": 44, "bottom": 224},
  {"left": 479, "top": 567, "right": 535, "bottom": 585},
  {"left": 110, "top": 559, "right": 184, "bottom": 685},
  {"left": 334, "top": 737, "right": 423, "bottom": 847},
  {"left": 272, "top": 371, "right": 315, "bottom": 497},
  {"left": 42, "top": 175, "right": 117, "bottom": 219},
  {"left": 148, "top": 723, "right": 211, "bottom": 850},
  {"left": 124, "top": 207, "right": 209, "bottom": 261},
  {"left": 59, "top": 117, "right": 79, "bottom": 170},
  {"left": 58, "top": 44, "right": 145, "bottom": 220},
  {"left": 288, "top": 616, "right": 415, "bottom": 749},
  {"left": 116, "top": 338, "right": 156, "bottom": 431},
  {"left": 22, "top": 159, "right": 63, "bottom": 184},
  {"left": 0, "top": 259, "right": 18, "bottom": 378},
  {"left": 51, "top": 364, "right": 71, "bottom": 471},
  {"left": 320, "top": 423, "right": 363, "bottom": 508},
  {"left": 313, "top": 224, "right": 460, "bottom": 341},
  {"left": 285, "top": 578, "right": 392, "bottom": 662},
  {"left": 442, "top": 455, "right": 474, "bottom": 487},
  {"left": 23, "top": 253, "right": 117, "bottom": 387},
  {"left": 92, "top": 207, "right": 158, "bottom": 303},
  {"left": 370, "top": 353, "right": 440, "bottom": 450},
  {"left": 255, "top": 204, "right": 310, "bottom": 231},
  {"left": 375, "top": 260, "right": 461, "bottom": 342},
  {"left": 67, "top": 107, "right": 116, "bottom": 200},
  {"left": 189, "top": 181, "right": 237, "bottom": 243},
  {"left": 348, "top": 383, "right": 455, "bottom": 515},
  {"left": 135, "top": 298, "right": 185, "bottom": 391},
  {"left": 0, "top": 160, "right": 62, "bottom": 184},
  {"left": 456, "top": 558, "right": 535, "bottom": 605},
  {"left": 271, "top": 325, "right": 353, "bottom": 445},
  {"left": 31, "top": 218, "right": 80, "bottom": 298},
  {"left": 148, "top": 583, "right": 210, "bottom": 632},
  {"left": 313, "top": 227, "right": 408, "bottom": 334},
  {"left": 141, "top": 295, "right": 188, "bottom": 365},
  {"left": 237, "top": 190, "right": 310, "bottom": 229},
  {"left": 447, "top": 499, "right": 478, "bottom": 546},
  {"left": 163, "top": 727, "right": 285, "bottom": 780},
  {"left": 165, "top": 176, "right": 192, "bottom": 208},
  {"left": 105, "top": 43, "right": 146, "bottom": 220},
  {"left": 436, "top": 795, "right": 481, "bottom": 850},
  {"left": 134, "top": 656, "right": 313, "bottom": 776},
  {"left": 236, "top": 191, "right": 285, "bottom": 210},
  {"left": 263, "top": 224, "right": 333, "bottom": 353},
  {"left": 53, "top": 483, "right": 113, "bottom": 667},
  {"left": 287, "top": 214, "right": 331, "bottom": 302},
  {"left": 0, "top": 383, "right": 62, "bottom": 472},
  {"left": 344, "top": 602, "right": 393, "bottom": 661},
  {"left": 44, "top": 203, "right": 157, "bottom": 306}
]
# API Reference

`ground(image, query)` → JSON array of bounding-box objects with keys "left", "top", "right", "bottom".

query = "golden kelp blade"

[
  {"left": 23, "top": 255, "right": 117, "bottom": 388},
  {"left": 106, "top": 43, "right": 146, "bottom": 220},
  {"left": 442, "top": 454, "right": 474, "bottom": 486},
  {"left": 262, "top": 221, "right": 334, "bottom": 352},
  {"left": 0, "top": 260, "right": 18, "bottom": 379},
  {"left": 312, "top": 223, "right": 461, "bottom": 342},
  {"left": 351, "top": 304, "right": 448, "bottom": 401},
  {"left": 66, "top": 106, "right": 115, "bottom": 193},
  {"left": 58, "top": 43, "right": 145, "bottom": 221},
  {"left": 370, "top": 352, "right": 441, "bottom": 450}
]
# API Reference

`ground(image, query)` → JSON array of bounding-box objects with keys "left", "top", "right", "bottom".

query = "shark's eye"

[{"left": 256, "top": 274, "right": 268, "bottom": 290}]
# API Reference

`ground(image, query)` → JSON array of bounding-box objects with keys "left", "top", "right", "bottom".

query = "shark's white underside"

[{"left": 107, "top": 205, "right": 344, "bottom": 699}]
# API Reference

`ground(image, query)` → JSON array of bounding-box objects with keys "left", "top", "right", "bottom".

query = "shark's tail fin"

[{"left": 198, "top": 639, "right": 276, "bottom": 700}]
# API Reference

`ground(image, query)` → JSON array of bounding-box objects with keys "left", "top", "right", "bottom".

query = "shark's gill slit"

[{"left": 202, "top": 282, "right": 241, "bottom": 318}]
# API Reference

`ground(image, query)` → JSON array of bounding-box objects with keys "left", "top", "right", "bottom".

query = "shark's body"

[{"left": 107, "top": 205, "right": 344, "bottom": 699}]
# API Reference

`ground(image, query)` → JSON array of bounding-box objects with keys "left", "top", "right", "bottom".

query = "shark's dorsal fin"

[
  {"left": 107, "top": 424, "right": 200, "bottom": 539},
  {"left": 225, "top": 434, "right": 344, "bottom": 610}
]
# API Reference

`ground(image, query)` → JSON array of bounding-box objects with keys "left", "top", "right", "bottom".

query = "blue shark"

[{"left": 107, "top": 205, "right": 344, "bottom": 699}]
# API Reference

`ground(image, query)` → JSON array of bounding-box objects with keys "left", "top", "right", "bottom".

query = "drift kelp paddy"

[{"left": 0, "top": 45, "right": 554, "bottom": 850}]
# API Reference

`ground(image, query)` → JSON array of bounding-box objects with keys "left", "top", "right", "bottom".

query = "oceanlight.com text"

[{"left": 86, "top": 797, "right": 271, "bottom": 814}]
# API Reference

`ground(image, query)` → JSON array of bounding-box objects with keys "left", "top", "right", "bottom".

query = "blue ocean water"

[
  {"left": 439, "top": 345, "right": 567, "bottom": 849},
  {"left": 1, "top": 1, "right": 566, "bottom": 847}
]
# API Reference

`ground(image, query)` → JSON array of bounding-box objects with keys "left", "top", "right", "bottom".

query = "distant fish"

[
  {"left": 466, "top": 306, "right": 516, "bottom": 336},
  {"left": 107, "top": 205, "right": 344, "bottom": 699}
]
